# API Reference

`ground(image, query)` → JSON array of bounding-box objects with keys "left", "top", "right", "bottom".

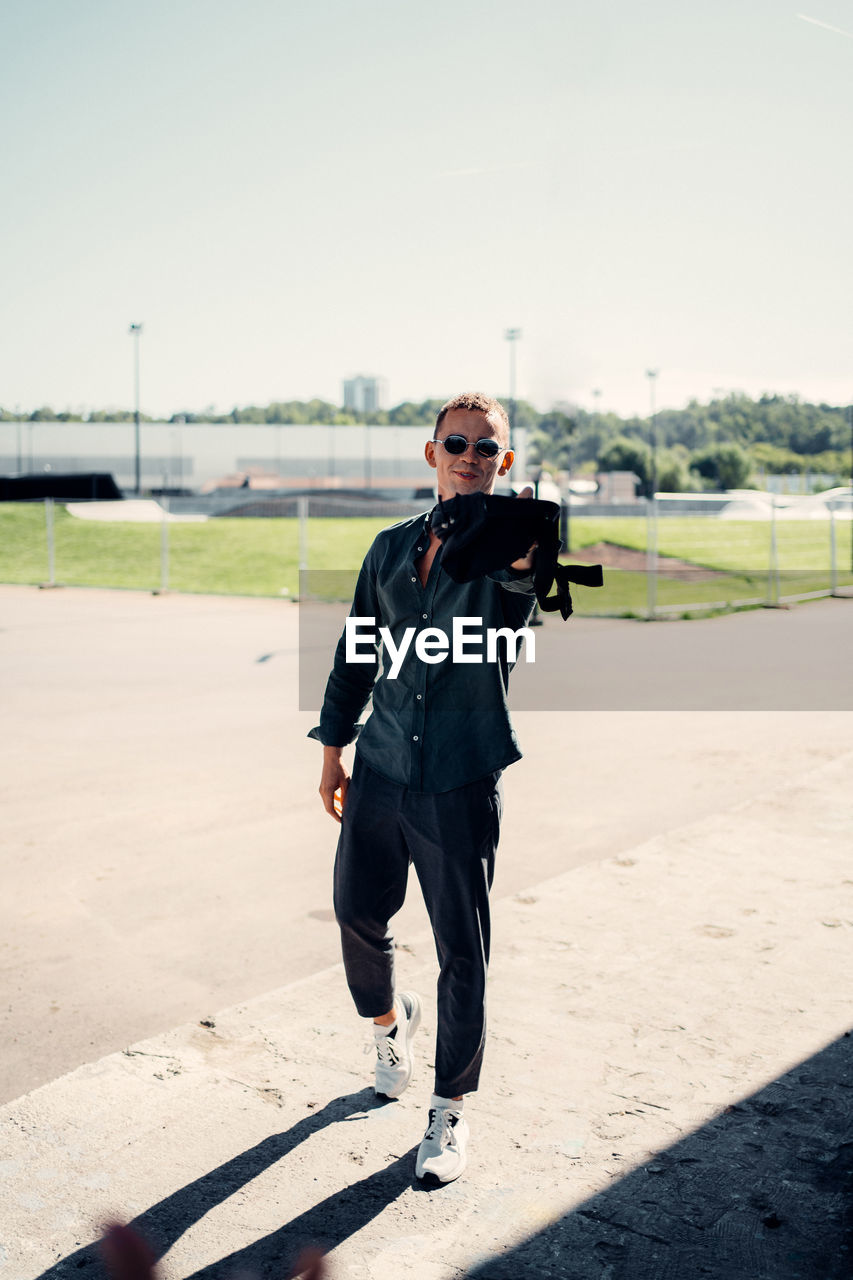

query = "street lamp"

[
  {"left": 645, "top": 369, "right": 659, "bottom": 620},
  {"left": 129, "top": 323, "right": 143, "bottom": 494},
  {"left": 504, "top": 328, "right": 522, "bottom": 454},
  {"left": 849, "top": 402, "right": 853, "bottom": 572}
]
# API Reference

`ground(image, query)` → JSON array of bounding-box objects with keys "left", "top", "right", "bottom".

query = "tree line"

[
  {"left": 3, "top": 392, "right": 850, "bottom": 492},
  {"left": 529, "top": 393, "right": 851, "bottom": 494},
  {"left": 0, "top": 399, "right": 447, "bottom": 427}
]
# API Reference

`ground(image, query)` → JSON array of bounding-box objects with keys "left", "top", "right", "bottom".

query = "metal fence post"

[
  {"left": 160, "top": 496, "right": 170, "bottom": 593},
  {"left": 829, "top": 505, "right": 838, "bottom": 597},
  {"left": 646, "top": 495, "right": 657, "bottom": 620},
  {"left": 45, "top": 497, "right": 56, "bottom": 586},
  {"left": 298, "top": 496, "right": 309, "bottom": 572},
  {"left": 766, "top": 496, "right": 780, "bottom": 606},
  {"left": 560, "top": 497, "right": 570, "bottom": 553},
  {"left": 298, "top": 495, "right": 309, "bottom": 600}
]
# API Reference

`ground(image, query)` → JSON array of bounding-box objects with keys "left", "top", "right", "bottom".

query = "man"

[{"left": 310, "top": 391, "right": 536, "bottom": 1184}]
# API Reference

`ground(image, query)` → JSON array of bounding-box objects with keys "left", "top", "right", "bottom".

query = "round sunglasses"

[{"left": 431, "top": 434, "right": 506, "bottom": 459}]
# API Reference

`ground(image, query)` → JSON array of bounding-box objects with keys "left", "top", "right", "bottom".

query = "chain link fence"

[{"left": 1, "top": 493, "right": 851, "bottom": 617}]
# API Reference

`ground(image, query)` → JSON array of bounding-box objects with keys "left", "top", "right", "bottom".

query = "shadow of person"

[
  {"left": 36, "top": 1085, "right": 399, "bottom": 1280},
  {"left": 184, "top": 1148, "right": 419, "bottom": 1280}
]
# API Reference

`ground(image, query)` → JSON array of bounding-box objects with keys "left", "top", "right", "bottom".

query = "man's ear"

[
  {"left": 498, "top": 449, "right": 514, "bottom": 476},
  {"left": 424, "top": 440, "right": 437, "bottom": 470}
]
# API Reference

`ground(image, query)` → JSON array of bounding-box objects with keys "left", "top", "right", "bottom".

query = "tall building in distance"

[{"left": 343, "top": 375, "right": 387, "bottom": 414}]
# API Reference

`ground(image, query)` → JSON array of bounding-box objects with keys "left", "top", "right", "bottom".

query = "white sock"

[
  {"left": 431, "top": 1092, "right": 463, "bottom": 1112},
  {"left": 374, "top": 1019, "right": 397, "bottom": 1037}
]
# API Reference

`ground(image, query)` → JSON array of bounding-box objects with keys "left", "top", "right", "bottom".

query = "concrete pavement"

[{"left": 2, "top": 747, "right": 851, "bottom": 1279}]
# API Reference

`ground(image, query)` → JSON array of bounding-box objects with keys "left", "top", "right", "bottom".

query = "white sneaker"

[
  {"left": 373, "top": 991, "right": 421, "bottom": 1099},
  {"left": 415, "top": 1102, "right": 469, "bottom": 1184}
]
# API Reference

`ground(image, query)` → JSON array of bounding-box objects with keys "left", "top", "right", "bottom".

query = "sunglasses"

[{"left": 431, "top": 435, "right": 506, "bottom": 459}]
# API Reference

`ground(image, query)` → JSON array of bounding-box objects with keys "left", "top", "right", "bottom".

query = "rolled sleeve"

[{"left": 488, "top": 565, "right": 536, "bottom": 593}]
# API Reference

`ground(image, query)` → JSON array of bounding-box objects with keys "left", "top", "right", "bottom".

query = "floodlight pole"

[
  {"left": 129, "top": 323, "right": 143, "bottom": 494},
  {"left": 645, "top": 369, "right": 659, "bottom": 620},
  {"left": 504, "top": 328, "right": 522, "bottom": 455}
]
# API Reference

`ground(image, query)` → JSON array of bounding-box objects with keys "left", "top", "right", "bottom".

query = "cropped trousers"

[{"left": 333, "top": 754, "right": 502, "bottom": 1098}]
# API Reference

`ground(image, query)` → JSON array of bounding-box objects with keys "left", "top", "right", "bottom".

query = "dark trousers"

[{"left": 333, "top": 755, "right": 502, "bottom": 1098}]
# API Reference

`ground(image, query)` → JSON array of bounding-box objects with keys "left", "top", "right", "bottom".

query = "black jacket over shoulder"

[{"left": 308, "top": 510, "right": 536, "bottom": 793}]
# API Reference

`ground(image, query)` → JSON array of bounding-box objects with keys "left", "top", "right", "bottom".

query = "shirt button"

[
  {"left": 422, "top": 613, "right": 428, "bottom": 619},
  {"left": 411, "top": 576, "right": 417, "bottom": 582},
  {"left": 412, "top": 734, "right": 419, "bottom": 741},
  {"left": 417, "top": 546, "right": 423, "bottom": 551},
  {"left": 416, "top": 693, "right": 422, "bottom": 700}
]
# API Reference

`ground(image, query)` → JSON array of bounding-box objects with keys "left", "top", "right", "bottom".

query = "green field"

[{"left": 1, "top": 502, "right": 850, "bottom": 617}]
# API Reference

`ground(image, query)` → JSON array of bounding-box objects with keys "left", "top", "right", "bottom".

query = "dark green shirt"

[{"left": 309, "top": 511, "right": 536, "bottom": 793}]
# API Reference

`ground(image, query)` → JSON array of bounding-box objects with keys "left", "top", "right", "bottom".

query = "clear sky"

[{"left": 1, "top": 0, "right": 851, "bottom": 419}]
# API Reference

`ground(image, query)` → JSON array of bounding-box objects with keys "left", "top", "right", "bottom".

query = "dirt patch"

[{"left": 566, "top": 541, "right": 726, "bottom": 581}]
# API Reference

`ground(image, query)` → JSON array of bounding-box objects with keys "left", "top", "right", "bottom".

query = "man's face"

[{"left": 425, "top": 408, "right": 514, "bottom": 500}]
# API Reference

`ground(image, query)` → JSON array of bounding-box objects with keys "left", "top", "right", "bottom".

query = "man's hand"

[
  {"left": 510, "top": 484, "right": 537, "bottom": 570},
  {"left": 319, "top": 745, "right": 350, "bottom": 823}
]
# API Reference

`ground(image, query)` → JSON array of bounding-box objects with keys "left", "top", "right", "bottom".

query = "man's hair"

[{"left": 435, "top": 392, "right": 511, "bottom": 445}]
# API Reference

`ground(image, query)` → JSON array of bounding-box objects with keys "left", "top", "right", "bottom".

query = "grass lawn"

[
  {"left": 567, "top": 516, "right": 852, "bottom": 615},
  {"left": 568, "top": 515, "right": 847, "bottom": 572},
  {"left": 1, "top": 504, "right": 850, "bottom": 616}
]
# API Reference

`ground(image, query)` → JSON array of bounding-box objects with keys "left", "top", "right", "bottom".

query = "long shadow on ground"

[
  {"left": 35, "top": 1086, "right": 413, "bottom": 1280},
  {"left": 35, "top": 1035, "right": 853, "bottom": 1280},
  {"left": 464, "top": 1030, "right": 853, "bottom": 1279}
]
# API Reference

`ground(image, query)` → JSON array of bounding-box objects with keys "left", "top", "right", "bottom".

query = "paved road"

[
  {"left": 300, "top": 591, "right": 853, "bottom": 710},
  {"left": 2, "top": 585, "right": 852, "bottom": 1104}
]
